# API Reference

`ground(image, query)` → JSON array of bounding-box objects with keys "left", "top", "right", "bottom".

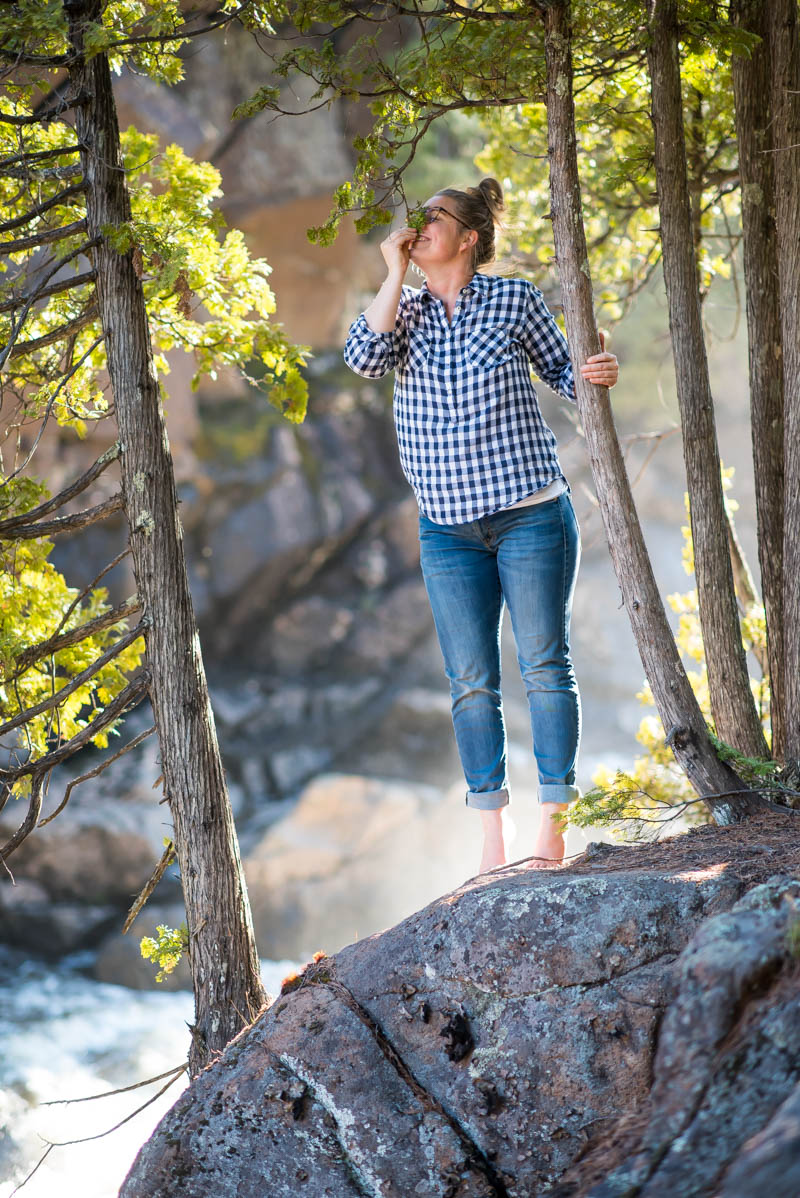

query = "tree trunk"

[
  {"left": 65, "top": 0, "right": 266, "bottom": 1075},
  {"left": 731, "top": 0, "right": 786, "bottom": 762},
  {"left": 765, "top": 0, "right": 800, "bottom": 769},
  {"left": 540, "top": 0, "right": 758, "bottom": 823},
  {"left": 645, "top": 0, "right": 768, "bottom": 761}
]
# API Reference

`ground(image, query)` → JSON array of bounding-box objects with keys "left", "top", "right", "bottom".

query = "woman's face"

[{"left": 409, "top": 195, "right": 475, "bottom": 268}]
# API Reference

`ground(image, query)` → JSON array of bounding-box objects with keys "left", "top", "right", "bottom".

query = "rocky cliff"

[{"left": 121, "top": 813, "right": 800, "bottom": 1198}]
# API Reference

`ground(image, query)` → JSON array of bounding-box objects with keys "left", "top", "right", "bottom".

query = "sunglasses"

[{"left": 418, "top": 205, "right": 474, "bottom": 230}]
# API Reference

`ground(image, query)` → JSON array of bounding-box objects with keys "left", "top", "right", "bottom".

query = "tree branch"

[
  {"left": 38, "top": 722, "right": 155, "bottom": 829},
  {"left": 5, "top": 300, "right": 98, "bottom": 361},
  {"left": 0, "top": 772, "right": 44, "bottom": 864},
  {"left": 0, "top": 216, "right": 88, "bottom": 255},
  {"left": 0, "top": 332, "right": 104, "bottom": 485},
  {"left": 0, "top": 442, "right": 120, "bottom": 532},
  {"left": 11, "top": 595, "right": 141, "bottom": 680},
  {"left": 0, "top": 181, "right": 86, "bottom": 236},
  {"left": 122, "top": 837, "right": 175, "bottom": 933},
  {"left": 2, "top": 163, "right": 84, "bottom": 182},
  {"left": 0, "top": 490, "right": 123, "bottom": 541},
  {"left": 0, "top": 142, "right": 82, "bottom": 171},
  {"left": 0, "top": 49, "right": 72, "bottom": 67},
  {"left": 0, "top": 671, "right": 150, "bottom": 784},
  {"left": 0, "top": 232, "right": 99, "bottom": 371},
  {"left": 0, "top": 268, "right": 96, "bottom": 315},
  {"left": 44, "top": 546, "right": 132, "bottom": 646},
  {"left": 0, "top": 90, "right": 91, "bottom": 127},
  {"left": 0, "top": 620, "right": 146, "bottom": 740}
]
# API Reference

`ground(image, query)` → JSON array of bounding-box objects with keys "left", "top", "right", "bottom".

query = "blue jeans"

[{"left": 419, "top": 493, "right": 581, "bottom": 810}]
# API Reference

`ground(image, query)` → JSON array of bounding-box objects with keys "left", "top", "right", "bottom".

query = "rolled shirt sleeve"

[
  {"left": 344, "top": 312, "right": 402, "bottom": 379},
  {"left": 519, "top": 283, "right": 576, "bottom": 403}
]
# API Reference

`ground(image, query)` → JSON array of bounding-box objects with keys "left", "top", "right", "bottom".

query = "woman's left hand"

[{"left": 580, "top": 331, "right": 618, "bottom": 388}]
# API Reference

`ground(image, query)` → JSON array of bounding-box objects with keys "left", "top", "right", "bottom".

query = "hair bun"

[{"left": 476, "top": 177, "right": 504, "bottom": 223}]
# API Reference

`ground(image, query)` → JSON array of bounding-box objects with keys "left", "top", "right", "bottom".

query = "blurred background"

[{"left": 0, "top": 24, "right": 760, "bottom": 1197}]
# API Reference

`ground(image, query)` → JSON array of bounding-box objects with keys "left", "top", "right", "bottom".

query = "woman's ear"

[{"left": 461, "top": 229, "right": 478, "bottom": 254}]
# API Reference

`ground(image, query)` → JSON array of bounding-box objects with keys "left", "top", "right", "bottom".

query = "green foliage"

[
  {"left": 228, "top": 0, "right": 751, "bottom": 317},
  {"left": 140, "top": 921, "right": 189, "bottom": 982},
  {"left": 0, "top": 1, "right": 308, "bottom": 807},
  {"left": 0, "top": 111, "right": 309, "bottom": 425},
  {"left": 0, "top": 483, "right": 145, "bottom": 799}
]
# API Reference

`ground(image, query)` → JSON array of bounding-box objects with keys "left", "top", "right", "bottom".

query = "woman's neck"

[{"left": 423, "top": 263, "right": 475, "bottom": 319}]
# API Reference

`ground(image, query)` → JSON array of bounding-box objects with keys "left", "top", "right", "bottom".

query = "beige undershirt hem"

[{"left": 503, "top": 477, "right": 567, "bottom": 511}]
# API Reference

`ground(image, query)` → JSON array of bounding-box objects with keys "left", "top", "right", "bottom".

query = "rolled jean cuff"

[
  {"left": 539, "top": 783, "right": 581, "bottom": 805},
  {"left": 466, "top": 787, "right": 510, "bottom": 811}
]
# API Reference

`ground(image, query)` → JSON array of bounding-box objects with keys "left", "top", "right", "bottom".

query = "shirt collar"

[{"left": 419, "top": 272, "right": 490, "bottom": 303}]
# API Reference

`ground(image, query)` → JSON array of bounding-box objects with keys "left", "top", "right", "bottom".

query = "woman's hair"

[{"left": 439, "top": 177, "right": 505, "bottom": 271}]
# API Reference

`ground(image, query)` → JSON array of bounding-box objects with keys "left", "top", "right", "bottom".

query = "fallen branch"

[{"left": 122, "top": 838, "right": 176, "bottom": 933}]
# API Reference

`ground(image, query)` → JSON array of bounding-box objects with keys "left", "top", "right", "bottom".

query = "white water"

[{"left": 0, "top": 952, "right": 297, "bottom": 1198}]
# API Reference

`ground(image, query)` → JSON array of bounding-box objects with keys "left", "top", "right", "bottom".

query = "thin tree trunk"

[
  {"left": 540, "top": 0, "right": 758, "bottom": 823},
  {"left": 731, "top": 0, "right": 785, "bottom": 761},
  {"left": 765, "top": 0, "right": 800, "bottom": 769},
  {"left": 645, "top": 0, "right": 768, "bottom": 761},
  {"left": 65, "top": 0, "right": 266, "bottom": 1075}
]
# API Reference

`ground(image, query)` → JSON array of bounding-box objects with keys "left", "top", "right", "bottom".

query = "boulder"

[
  {"left": 0, "top": 790, "right": 171, "bottom": 906},
  {"left": 244, "top": 773, "right": 472, "bottom": 959},
  {"left": 0, "top": 878, "right": 118, "bottom": 957},
  {"left": 121, "top": 813, "right": 800, "bottom": 1198}
]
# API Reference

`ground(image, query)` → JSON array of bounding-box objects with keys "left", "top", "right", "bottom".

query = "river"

[{"left": 0, "top": 951, "right": 296, "bottom": 1198}]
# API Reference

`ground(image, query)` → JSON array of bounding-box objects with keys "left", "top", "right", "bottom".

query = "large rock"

[
  {"left": 0, "top": 789, "right": 169, "bottom": 907},
  {"left": 244, "top": 773, "right": 473, "bottom": 959},
  {"left": 121, "top": 814, "right": 800, "bottom": 1198}
]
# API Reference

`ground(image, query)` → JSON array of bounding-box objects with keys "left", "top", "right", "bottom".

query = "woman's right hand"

[{"left": 380, "top": 227, "right": 418, "bottom": 277}]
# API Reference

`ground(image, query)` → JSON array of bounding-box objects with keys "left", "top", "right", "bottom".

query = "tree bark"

[
  {"left": 645, "top": 0, "right": 768, "bottom": 761},
  {"left": 540, "top": 1, "right": 758, "bottom": 823},
  {"left": 731, "top": 0, "right": 785, "bottom": 762},
  {"left": 765, "top": 0, "right": 800, "bottom": 769},
  {"left": 65, "top": 0, "right": 266, "bottom": 1075}
]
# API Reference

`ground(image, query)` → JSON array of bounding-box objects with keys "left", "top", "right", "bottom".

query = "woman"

[{"left": 344, "top": 178, "right": 618, "bottom": 873}]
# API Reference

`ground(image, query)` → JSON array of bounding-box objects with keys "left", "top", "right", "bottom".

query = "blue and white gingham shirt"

[{"left": 344, "top": 271, "right": 576, "bottom": 525}]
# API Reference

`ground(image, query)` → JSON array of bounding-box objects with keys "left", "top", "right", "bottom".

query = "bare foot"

[
  {"left": 478, "top": 808, "right": 513, "bottom": 873},
  {"left": 527, "top": 804, "right": 567, "bottom": 870}
]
